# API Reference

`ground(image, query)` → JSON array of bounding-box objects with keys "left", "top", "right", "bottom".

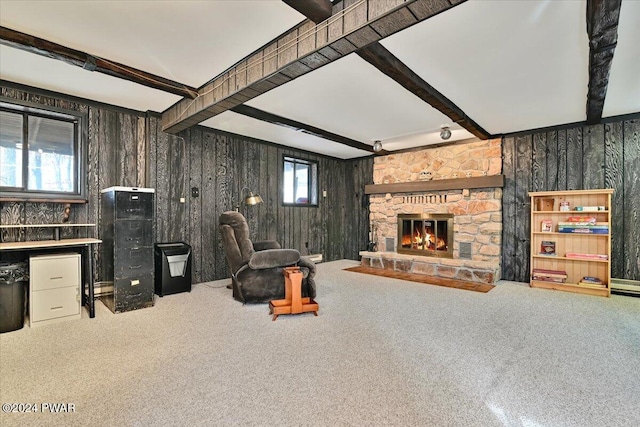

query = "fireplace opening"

[{"left": 397, "top": 214, "right": 454, "bottom": 258}]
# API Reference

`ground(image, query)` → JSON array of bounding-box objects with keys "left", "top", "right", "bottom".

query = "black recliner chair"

[{"left": 219, "top": 211, "right": 316, "bottom": 303}]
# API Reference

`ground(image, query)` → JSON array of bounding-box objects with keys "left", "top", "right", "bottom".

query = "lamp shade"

[{"left": 245, "top": 192, "right": 263, "bottom": 206}]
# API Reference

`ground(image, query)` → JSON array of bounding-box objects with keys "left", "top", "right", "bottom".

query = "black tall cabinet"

[{"left": 100, "top": 187, "right": 155, "bottom": 313}]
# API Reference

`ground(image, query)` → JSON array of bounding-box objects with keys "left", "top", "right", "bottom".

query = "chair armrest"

[
  {"left": 298, "top": 256, "right": 316, "bottom": 278},
  {"left": 253, "top": 240, "right": 281, "bottom": 251},
  {"left": 248, "top": 249, "right": 300, "bottom": 270}
]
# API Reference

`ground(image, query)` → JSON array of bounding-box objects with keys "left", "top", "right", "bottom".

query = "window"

[
  {"left": 0, "top": 100, "right": 86, "bottom": 200},
  {"left": 283, "top": 156, "right": 318, "bottom": 206}
]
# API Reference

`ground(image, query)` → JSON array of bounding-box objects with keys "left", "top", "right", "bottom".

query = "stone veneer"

[{"left": 364, "top": 138, "right": 503, "bottom": 284}]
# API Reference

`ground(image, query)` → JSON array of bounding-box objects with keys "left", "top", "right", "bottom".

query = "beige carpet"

[
  {"left": 1, "top": 260, "right": 639, "bottom": 427},
  {"left": 344, "top": 265, "right": 495, "bottom": 293}
]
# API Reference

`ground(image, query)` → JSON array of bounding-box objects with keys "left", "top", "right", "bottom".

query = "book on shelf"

[
  {"left": 532, "top": 268, "right": 567, "bottom": 282},
  {"left": 532, "top": 268, "right": 568, "bottom": 276},
  {"left": 558, "top": 227, "right": 608, "bottom": 234},
  {"left": 565, "top": 216, "right": 598, "bottom": 223},
  {"left": 540, "top": 240, "right": 556, "bottom": 256},
  {"left": 533, "top": 276, "right": 567, "bottom": 283},
  {"left": 565, "top": 252, "right": 609, "bottom": 260},
  {"left": 540, "top": 219, "right": 553, "bottom": 232},
  {"left": 574, "top": 206, "right": 606, "bottom": 212},
  {"left": 558, "top": 221, "right": 608, "bottom": 226},
  {"left": 581, "top": 276, "right": 603, "bottom": 284}
]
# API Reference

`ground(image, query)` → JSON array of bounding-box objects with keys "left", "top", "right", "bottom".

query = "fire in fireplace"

[{"left": 397, "top": 213, "right": 454, "bottom": 258}]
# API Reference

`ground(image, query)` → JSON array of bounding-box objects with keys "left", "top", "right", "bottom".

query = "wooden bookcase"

[{"left": 529, "top": 189, "right": 613, "bottom": 297}]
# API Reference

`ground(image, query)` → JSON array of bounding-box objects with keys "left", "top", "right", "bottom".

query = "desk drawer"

[
  {"left": 30, "top": 254, "right": 81, "bottom": 291},
  {"left": 31, "top": 286, "right": 80, "bottom": 322}
]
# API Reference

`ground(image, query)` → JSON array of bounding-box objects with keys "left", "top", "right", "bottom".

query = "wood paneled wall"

[
  {"left": 147, "top": 120, "right": 373, "bottom": 283},
  {"left": 0, "top": 83, "right": 374, "bottom": 284},
  {"left": 502, "top": 118, "right": 640, "bottom": 282}
]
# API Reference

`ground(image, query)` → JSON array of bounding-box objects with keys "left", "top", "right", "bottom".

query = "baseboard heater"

[{"left": 611, "top": 278, "right": 640, "bottom": 296}]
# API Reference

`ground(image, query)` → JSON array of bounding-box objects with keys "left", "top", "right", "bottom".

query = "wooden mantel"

[{"left": 364, "top": 175, "right": 504, "bottom": 195}]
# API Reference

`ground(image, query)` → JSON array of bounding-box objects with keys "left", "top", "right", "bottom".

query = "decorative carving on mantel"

[{"left": 364, "top": 175, "right": 504, "bottom": 195}]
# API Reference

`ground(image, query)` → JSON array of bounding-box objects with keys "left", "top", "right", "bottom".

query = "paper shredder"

[{"left": 154, "top": 243, "right": 192, "bottom": 297}]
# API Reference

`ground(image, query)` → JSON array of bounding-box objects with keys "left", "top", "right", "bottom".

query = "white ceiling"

[{"left": 1, "top": 0, "right": 638, "bottom": 159}]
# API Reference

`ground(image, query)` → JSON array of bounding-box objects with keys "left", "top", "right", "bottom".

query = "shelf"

[
  {"left": 364, "top": 174, "right": 504, "bottom": 195},
  {"left": 530, "top": 280, "right": 609, "bottom": 297},
  {"left": 532, "top": 255, "right": 609, "bottom": 263},
  {"left": 532, "top": 210, "right": 609, "bottom": 214},
  {"left": 532, "top": 231, "right": 609, "bottom": 236}
]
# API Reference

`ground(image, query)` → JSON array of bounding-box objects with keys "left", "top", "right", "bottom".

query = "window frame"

[
  {"left": 282, "top": 155, "right": 319, "bottom": 207},
  {"left": 0, "top": 98, "right": 87, "bottom": 202}
]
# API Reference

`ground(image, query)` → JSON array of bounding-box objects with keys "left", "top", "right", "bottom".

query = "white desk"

[{"left": 0, "top": 238, "right": 102, "bottom": 318}]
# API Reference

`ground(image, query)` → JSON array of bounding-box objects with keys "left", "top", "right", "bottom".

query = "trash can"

[
  {"left": 0, "top": 262, "right": 28, "bottom": 333},
  {"left": 154, "top": 243, "right": 192, "bottom": 297}
]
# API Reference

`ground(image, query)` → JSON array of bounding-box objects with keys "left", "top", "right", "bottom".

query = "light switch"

[{"left": 323, "top": 190, "right": 327, "bottom": 197}]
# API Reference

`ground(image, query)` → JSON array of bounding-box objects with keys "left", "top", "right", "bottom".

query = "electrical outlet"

[
  {"left": 191, "top": 187, "right": 199, "bottom": 198},
  {"left": 180, "top": 197, "right": 185, "bottom": 203}
]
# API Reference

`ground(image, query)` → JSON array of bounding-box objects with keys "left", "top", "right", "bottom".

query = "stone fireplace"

[{"left": 360, "top": 138, "right": 503, "bottom": 285}]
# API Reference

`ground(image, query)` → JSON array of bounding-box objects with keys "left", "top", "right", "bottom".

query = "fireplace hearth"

[{"left": 397, "top": 214, "right": 454, "bottom": 258}]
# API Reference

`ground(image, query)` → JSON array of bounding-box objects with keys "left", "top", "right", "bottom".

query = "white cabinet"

[{"left": 30, "top": 254, "right": 81, "bottom": 326}]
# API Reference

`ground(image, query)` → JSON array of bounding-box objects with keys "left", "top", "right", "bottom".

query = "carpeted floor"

[
  {"left": 343, "top": 265, "right": 495, "bottom": 293},
  {"left": 1, "top": 260, "right": 639, "bottom": 427}
]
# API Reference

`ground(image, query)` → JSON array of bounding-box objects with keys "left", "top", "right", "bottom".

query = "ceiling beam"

[
  {"left": 162, "top": 0, "right": 466, "bottom": 134},
  {"left": 356, "top": 42, "right": 491, "bottom": 140},
  {"left": 585, "top": 0, "right": 622, "bottom": 124},
  {"left": 0, "top": 26, "right": 199, "bottom": 99},
  {"left": 282, "top": 0, "right": 332, "bottom": 24},
  {"left": 231, "top": 104, "right": 386, "bottom": 155}
]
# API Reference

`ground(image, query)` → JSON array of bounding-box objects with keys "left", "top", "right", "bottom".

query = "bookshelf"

[{"left": 529, "top": 189, "right": 613, "bottom": 297}]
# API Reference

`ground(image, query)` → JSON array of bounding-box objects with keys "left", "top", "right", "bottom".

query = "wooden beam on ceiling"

[
  {"left": 585, "top": 0, "right": 622, "bottom": 124},
  {"left": 231, "top": 104, "right": 386, "bottom": 155},
  {"left": 282, "top": 0, "right": 333, "bottom": 24},
  {"left": 0, "top": 26, "right": 199, "bottom": 99},
  {"left": 356, "top": 42, "right": 491, "bottom": 140},
  {"left": 162, "top": 0, "right": 465, "bottom": 134}
]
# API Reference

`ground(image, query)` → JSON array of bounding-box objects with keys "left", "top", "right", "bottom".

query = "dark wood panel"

[
  {"left": 545, "top": 131, "right": 558, "bottom": 191},
  {"left": 566, "top": 127, "right": 583, "bottom": 190},
  {"left": 583, "top": 124, "right": 605, "bottom": 189},
  {"left": 501, "top": 137, "right": 516, "bottom": 281},
  {"left": 167, "top": 134, "right": 187, "bottom": 242},
  {"left": 622, "top": 119, "right": 640, "bottom": 280},
  {"left": 200, "top": 131, "right": 217, "bottom": 282},
  {"left": 118, "top": 112, "right": 137, "bottom": 187},
  {"left": 514, "top": 135, "right": 533, "bottom": 283},
  {"left": 265, "top": 145, "right": 278, "bottom": 242},
  {"left": 532, "top": 132, "right": 546, "bottom": 191},
  {"left": 188, "top": 128, "right": 203, "bottom": 284},
  {"left": 214, "top": 132, "right": 232, "bottom": 280},
  {"left": 604, "top": 121, "right": 624, "bottom": 278},
  {"left": 155, "top": 119, "right": 170, "bottom": 243},
  {"left": 557, "top": 129, "right": 568, "bottom": 190}
]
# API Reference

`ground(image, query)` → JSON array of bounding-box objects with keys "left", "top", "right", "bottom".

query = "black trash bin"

[
  {"left": 0, "top": 262, "right": 28, "bottom": 333},
  {"left": 154, "top": 243, "right": 192, "bottom": 297}
]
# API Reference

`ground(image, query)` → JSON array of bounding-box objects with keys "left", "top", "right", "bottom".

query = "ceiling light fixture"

[
  {"left": 373, "top": 140, "right": 383, "bottom": 152},
  {"left": 440, "top": 125, "right": 452, "bottom": 140}
]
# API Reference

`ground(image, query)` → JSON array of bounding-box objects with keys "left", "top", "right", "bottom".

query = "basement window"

[
  {"left": 283, "top": 156, "right": 318, "bottom": 206},
  {"left": 0, "top": 100, "right": 86, "bottom": 201}
]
